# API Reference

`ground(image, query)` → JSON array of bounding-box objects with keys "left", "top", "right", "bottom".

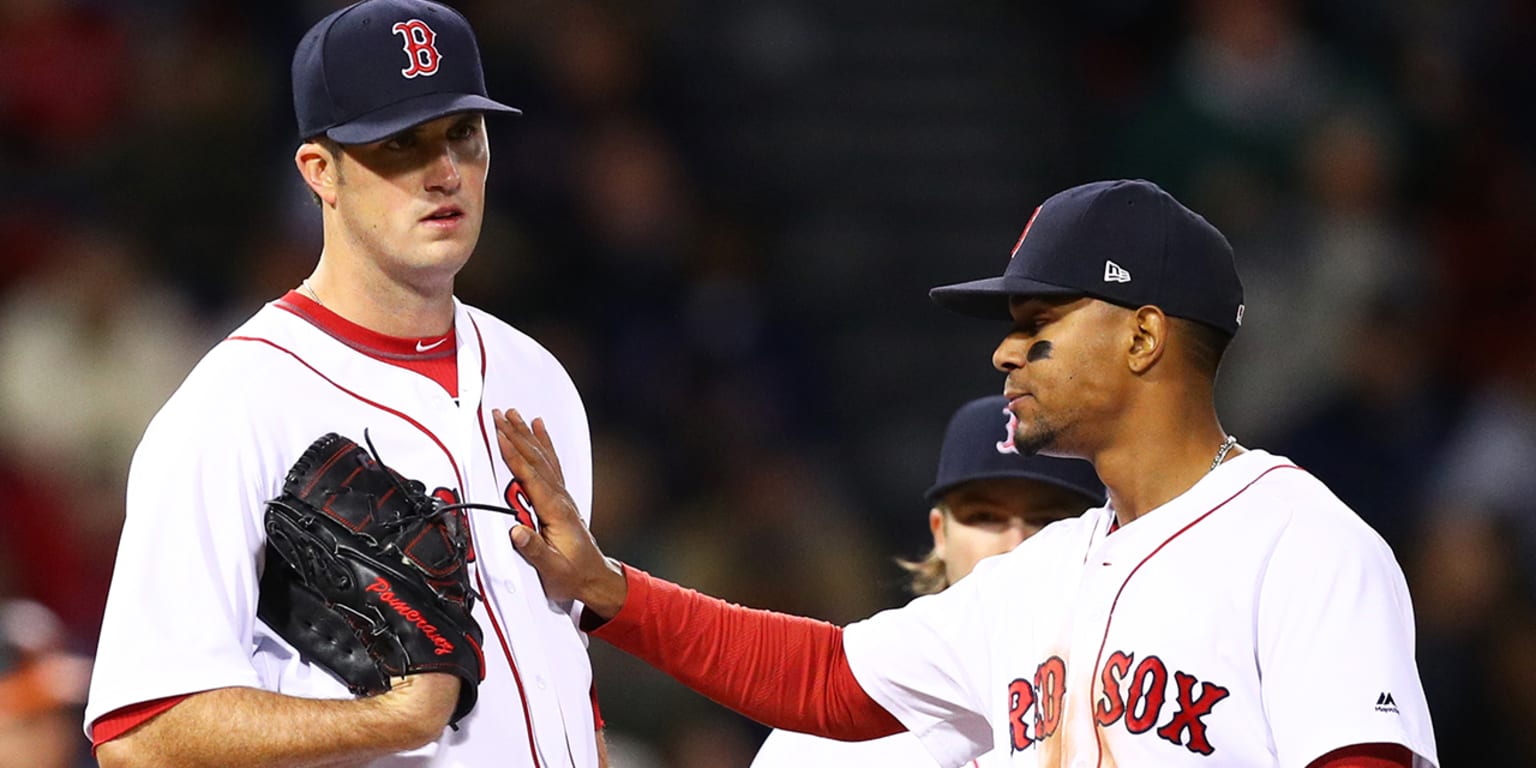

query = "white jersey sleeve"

[
  {"left": 1256, "top": 479, "right": 1439, "bottom": 767},
  {"left": 842, "top": 562, "right": 993, "bottom": 766},
  {"left": 841, "top": 514, "right": 1100, "bottom": 767},
  {"left": 85, "top": 344, "right": 296, "bottom": 726}
]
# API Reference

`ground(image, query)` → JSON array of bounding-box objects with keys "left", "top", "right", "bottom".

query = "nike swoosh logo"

[{"left": 416, "top": 338, "right": 448, "bottom": 352}]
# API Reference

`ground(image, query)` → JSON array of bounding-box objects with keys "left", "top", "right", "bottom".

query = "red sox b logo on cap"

[
  {"left": 996, "top": 405, "right": 1020, "bottom": 455},
  {"left": 392, "top": 19, "right": 442, "bottom": 78}
]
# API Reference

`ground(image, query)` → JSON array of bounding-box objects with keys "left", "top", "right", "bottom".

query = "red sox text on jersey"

[{"left": 1009, "top": 653, "right": 1230, "bottom": 757}]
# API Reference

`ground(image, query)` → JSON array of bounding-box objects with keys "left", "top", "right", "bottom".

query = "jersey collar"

[{"left": 277, "top": 290, "right": 456, "bottom": 360}]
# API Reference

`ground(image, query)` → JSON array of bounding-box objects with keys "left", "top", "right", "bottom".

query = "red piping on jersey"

[
  {"left": 230, "top": 332, "right": 544, "bottom": 766},
  {"left": 229, "top": 337, "right": 463, "bottom": 477},
  {"left": 1090, "top": 464, "right": 1300, "bottom": 768},
  {"left": 467, "top": 316, "right": 494, "bottom": 478},
  {"left": 460, "top": 314, "right": 548, "bottom": 766},
  {"left": 463, "top": 313, "right": 608, "bottom": 743},
  {"left": 471, "top": 315, "right": 486, "bottom": 377},
  {"left": 474, "top": 566, "right": 544, "bottom": 768}
]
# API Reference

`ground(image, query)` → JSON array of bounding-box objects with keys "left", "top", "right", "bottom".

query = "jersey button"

[
  {"left": 500, "top": 578, "right": 517, "bottom": 593},
  {"left": 536, "top": 675, "right": 547, "bottom": 690}
]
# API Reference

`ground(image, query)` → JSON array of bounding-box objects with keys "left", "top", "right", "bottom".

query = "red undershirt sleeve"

[
  {"left": 90, "top": 694, "right": 189, "bottom": 753},
  {"left": 1307, "top": 743, "right": 1414, "bottom": 768},
  {"left": 589, "top": 564, "right": 903, "bottom": 741}
]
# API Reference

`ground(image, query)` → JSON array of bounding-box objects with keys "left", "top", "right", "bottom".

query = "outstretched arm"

[{"left": 494, "top": 409, "right": 902, "bottom": 741}]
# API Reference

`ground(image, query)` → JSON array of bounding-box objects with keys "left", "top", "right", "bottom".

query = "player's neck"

[
  {"left": 303, "top": 259, "right": 455, "bottom": 338},
  {"left": 1096, "top": 403, "right": 1238, "bottom": 526}
]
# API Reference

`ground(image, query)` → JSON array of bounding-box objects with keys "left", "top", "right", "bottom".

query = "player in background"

[
  {"left": 493, "top": 179, "right": 1438, "bottom": 767},
  {"left": 751, "top": 394, "right": 1104, "bottom": 767},
  {"left": 0, "top": 600, "right": 92, "bottom": 768},
  {"left": 86, "top": 1, "right": 608, "bottom": 766}
]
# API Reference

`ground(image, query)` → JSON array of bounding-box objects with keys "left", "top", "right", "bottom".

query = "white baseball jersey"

[
  {"left": 843, "top": 449, "right": 1438, "bottom": 768},
  {"left": 752, "top": 727, "right": 996, "bottom": 768},
  {"left": 86, "top": 295, "right": 600, "bottom": 767}
]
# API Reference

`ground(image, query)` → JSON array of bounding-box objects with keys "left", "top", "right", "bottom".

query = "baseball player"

[
  {"left": 494, "top": 179, "right": 1439, "bottom": 767},
  {"left": 85, "top": 1, "right": 607, "bottom": 766},
  {"left": 751, "top": 395, "right": 1104, "bottom": 767}
]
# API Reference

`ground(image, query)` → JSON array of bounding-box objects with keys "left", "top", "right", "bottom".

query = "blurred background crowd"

[{"left": 0, "top": 0, "right": 1531, "bottom": 765}]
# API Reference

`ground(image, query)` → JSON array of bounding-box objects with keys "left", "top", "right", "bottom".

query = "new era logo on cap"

[{"left": 1103, "top": 260, "right": 1132, "bottom": 283}]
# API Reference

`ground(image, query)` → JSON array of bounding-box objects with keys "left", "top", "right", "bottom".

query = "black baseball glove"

[{"left": 257, "top": 431, "right": 501, "bottom": 727}]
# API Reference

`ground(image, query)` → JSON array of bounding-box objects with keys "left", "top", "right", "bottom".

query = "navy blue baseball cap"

[
  {"left": 930, "top": 180, "right": 1245, "bottom": 336},
  {"left": 293, "top": 0, "right": 520, "bottom": 144},
  {"left": 925, "top": 395, "right": 1105, "bottom": 506}
]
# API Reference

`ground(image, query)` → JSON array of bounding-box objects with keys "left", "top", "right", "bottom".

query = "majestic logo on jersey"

[
  {"left": 1104, "top": 260, "right": 1132, "bottom": 283},
  {"left": 1374, "top": 692, "right": 1399, "bottom": 713},
  {"left": 1007, "top": 655, "right": 1067, "bottom": 751},
  {"left": 1095, "top": 650, "right": 1230, "bottom": 756},
  {"left": 392, "top": 19, "right": 442, "bottom": 78},
  {"left": 1009, "top": 206, "right": 1043, "bottom": 260},
  {"left": 997, "top": 405, "right": 1020, "bottom": 454},
  {"left": 503, "top": 478, "right": 537, "bottom": 529}
]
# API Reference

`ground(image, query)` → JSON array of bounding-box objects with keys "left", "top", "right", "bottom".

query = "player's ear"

[
  {"left": 1126, "top": 305, "right": 1168, "bottom": 374},
  {"left": 928, "top": 508, "right": 947, "bottom": 554},
  {"left": 296, "top": 140, "right": 341, "bottom": 206}
]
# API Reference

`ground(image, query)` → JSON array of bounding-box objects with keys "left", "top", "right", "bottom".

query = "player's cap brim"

[
  {"left": 928, "top": 275, "right": 1083, "bottom": 321},
  {"left": 323, "top": 93, "right": 521, "bottom": 144},
  {"left": 924, "top": 468, "right": 1105, "bottom": 507}
]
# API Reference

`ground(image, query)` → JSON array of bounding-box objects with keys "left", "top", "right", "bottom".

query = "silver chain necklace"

[
  {"left": 300, "top": 279, "right": 324, "bottom": 307},
  {"left": 1210, "top": 434, "right": 1238, "bottom": 472}
]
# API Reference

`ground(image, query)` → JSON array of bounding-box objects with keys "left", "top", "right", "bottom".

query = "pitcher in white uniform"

[
  {"left": 752, "top": 394, "right": 1104, "bottom": 767},
  {"left": 492, "top": 178, "right": 1439, "bottom": 768},
  {"left": 85, "top": 1, "right": 609, "bottom": 766}
]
